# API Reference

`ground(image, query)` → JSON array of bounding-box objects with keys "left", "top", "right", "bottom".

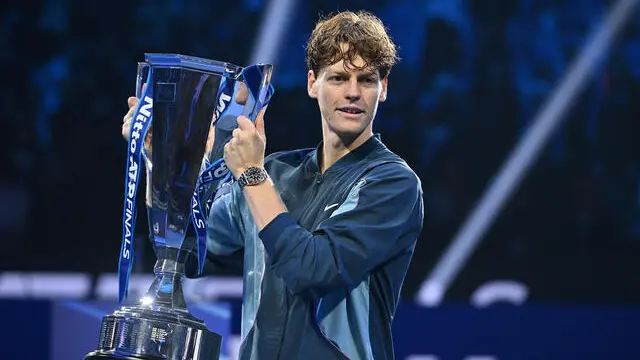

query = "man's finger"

[
  {"left": 128, "top": 96, "right": 138, "bottom": 109},
  {"left": 123, "top": 106, "right": 135, "bottom": 123},
  {"left": 235, "top": 82, "right": 249, "bottom": 105},
  {"left": 236, "top": 115, "right": 255, "bottom": 131},
  {"left": 122, "top": 123, "right": 131, "bottom": 140}
]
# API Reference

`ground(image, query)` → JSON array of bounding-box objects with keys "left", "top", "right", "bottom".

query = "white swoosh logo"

[{"left": 324, "top": 203, "right": 340, "bottom": 212}]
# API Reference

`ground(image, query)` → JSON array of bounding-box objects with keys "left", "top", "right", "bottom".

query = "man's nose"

[{"left": 344, "top": 79, "right": 361, "bottom": 100}]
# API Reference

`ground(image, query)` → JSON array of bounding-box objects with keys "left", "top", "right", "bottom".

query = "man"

[{"left": 124, "top": 11, "right": 423, "bottom": 360}]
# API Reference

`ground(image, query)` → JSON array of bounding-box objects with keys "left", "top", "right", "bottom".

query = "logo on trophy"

[{"left": 85, "top": 54, "right": 273, "bottom": 360}]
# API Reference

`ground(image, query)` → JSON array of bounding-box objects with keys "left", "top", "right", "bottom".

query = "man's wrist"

[{"left": 237, "top": 166, "right": 269, "bottom": 187}]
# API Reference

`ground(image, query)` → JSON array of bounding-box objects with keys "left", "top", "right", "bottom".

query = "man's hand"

[
  {"left": 223, "top": 109, "right": 267, "bottom": 179},
  {"left": 122, "top": 96, "right": 153, "bottom": 155},
  {"left": 225, "top": 107, "right": 286, "bottom": 231}
]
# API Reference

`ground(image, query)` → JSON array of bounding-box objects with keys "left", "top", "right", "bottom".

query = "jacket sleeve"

[
  {"left": 258, "top": 163, "right": 424, "bottom": 299},
  {"left": 185, "top": 182, "right": 245, "bottom": 278}
]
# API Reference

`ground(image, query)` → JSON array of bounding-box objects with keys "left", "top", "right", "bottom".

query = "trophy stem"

[{"left": 139, "top": 255, "right": 190, "bottom": 314}]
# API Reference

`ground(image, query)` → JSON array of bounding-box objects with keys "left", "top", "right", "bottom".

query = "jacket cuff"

[{"left": 259, "top": 212, "right": 296, "bottom": 256}]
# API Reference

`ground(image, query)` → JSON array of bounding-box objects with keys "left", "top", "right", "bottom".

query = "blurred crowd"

[{"left": 1, "top": 0, "right": 638, "bottom": 303}]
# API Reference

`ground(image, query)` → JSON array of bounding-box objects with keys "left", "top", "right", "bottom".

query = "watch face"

[{"left": 241, "top": 167, "right": 267, "bottom": 186}]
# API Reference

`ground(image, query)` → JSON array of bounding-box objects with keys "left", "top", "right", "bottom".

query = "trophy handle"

[{"left": 136, "top": 62, "right": 150, "bottom": 99}]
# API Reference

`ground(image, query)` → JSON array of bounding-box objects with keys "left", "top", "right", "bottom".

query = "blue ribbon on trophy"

[
  {"left": 119, "top": 68, "right": 154, "bottom": 303},
  {"left": 191, "top": 65, "right": 275, "bottom": 276}
]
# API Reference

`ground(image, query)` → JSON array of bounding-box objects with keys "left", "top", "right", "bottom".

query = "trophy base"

[{"left": 84, "top": 305, "right": 222, "bottom": 360}]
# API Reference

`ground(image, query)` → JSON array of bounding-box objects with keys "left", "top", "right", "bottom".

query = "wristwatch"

[{"left": 237, "top": 166, "right": 269, "bottom": 187}]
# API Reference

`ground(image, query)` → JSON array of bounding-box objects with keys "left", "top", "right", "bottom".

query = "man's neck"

[{"left": 320, "top": 127, "right": 373, "bottom": 174}]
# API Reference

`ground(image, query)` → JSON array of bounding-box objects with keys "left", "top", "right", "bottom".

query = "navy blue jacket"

[{"left": 191, "top": 135, "right": 423, "bottom": 360}]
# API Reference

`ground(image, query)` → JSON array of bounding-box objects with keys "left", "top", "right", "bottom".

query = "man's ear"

[
  {"left": 307, "top": 70, "right": 318, "bottom": 98},
  {"left": 379, "top": 77, "right": 388, "bottom": 103}
]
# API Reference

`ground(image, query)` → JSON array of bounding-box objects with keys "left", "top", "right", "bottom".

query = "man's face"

[{"left": 307, "top": 50, "right": 388, "bottom": 141}]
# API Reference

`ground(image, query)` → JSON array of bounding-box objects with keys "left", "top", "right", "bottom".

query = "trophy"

[{"left": 85, "top": 54, "right": 273, "bottom": 360}]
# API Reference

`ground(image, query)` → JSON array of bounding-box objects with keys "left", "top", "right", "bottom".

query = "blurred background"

[{"left": 1, "top": 0, "right": 639, "bottom": 359}]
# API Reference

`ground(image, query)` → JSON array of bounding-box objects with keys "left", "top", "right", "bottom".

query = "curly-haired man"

[
  {"left": 123, "top": 10, "right": 424, "bottom": 360},
  {"left": 221, "top": 10, "right": 424, "bottom": 359}
]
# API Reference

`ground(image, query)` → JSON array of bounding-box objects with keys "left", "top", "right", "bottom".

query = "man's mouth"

[{"left": 337, "top": 107, "right": 364, "bottom": 115}]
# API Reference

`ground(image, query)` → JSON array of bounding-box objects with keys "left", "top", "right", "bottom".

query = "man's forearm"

[{"left": 242, "top": 179, "right": 288, "bottom": 230}]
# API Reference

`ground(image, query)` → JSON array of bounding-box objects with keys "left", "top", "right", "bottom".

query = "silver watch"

[{"left": 237, "top": 167, "right": 268, "bottom": 187}]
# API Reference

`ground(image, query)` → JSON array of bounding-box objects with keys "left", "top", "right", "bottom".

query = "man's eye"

[{"left": 330, "top": 76, "right": 346, "bottom": 81}]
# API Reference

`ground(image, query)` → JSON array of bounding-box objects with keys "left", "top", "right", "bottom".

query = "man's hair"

[{"left": 305, "top": 11, "right": 399, "bottom": 79}]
